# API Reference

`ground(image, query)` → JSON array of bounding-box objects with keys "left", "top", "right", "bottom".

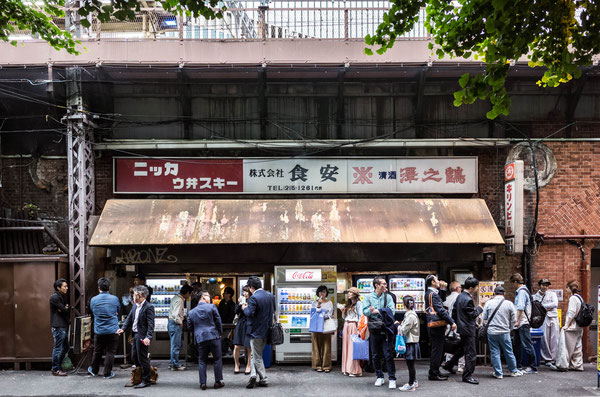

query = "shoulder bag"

[
  {"left": 269, "top": 314, "right": 284, "bottom": 346},
  {"left": 478, "top": 299, "right": 504, "bottom": 342},
  {"left": 367, "top": 293, "right": 386, "bottom": 331},
  {"left": 426, "top": 293, "right": 448, "bottom": 328}
]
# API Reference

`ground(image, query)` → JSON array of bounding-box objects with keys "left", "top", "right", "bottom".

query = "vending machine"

[
  {"left": 352, "top": 275, "right": 376, "bottom": 301},
  {"left": 146, "top": 276, "right": 189, "bottom": 357},
  {"left": 274, "top": 265, "right": 337, "bottom": 363},
  {"left": 388, "top": 275, "right": 426, "bottom": 313}
]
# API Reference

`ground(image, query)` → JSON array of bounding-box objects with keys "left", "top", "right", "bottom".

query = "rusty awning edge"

[{"left": 89, "top": 198, "right": 505, "bottom": 246}]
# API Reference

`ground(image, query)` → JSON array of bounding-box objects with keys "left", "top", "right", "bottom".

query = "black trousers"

[
  {"left": 91, "top": 334, "right": 119, "bottom": 377},
  {"left": 131, "top": 332, "right": 151, "bottom": 384},
  {"left": 447, "top": 333, "right": 477, "bottom": 380},
  {"left": 428, "top": 326, "right": 446, "bottom": 376}
]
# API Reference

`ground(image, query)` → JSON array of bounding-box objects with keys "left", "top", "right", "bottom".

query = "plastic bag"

[
  {"left": 351, "top": 334, "right": 369, "bottom": 360},
  {"left": 309, "top": 308, "right": 324, "bottom": 333},
  {"left": 395, "top": 329, "right": 406, "bottom": 355},
  {"left": 61, "top": 355, "right": 73, "bottom": 371},
  {"left": 555, "top": 329, "right": 569, "bottom": 370}
]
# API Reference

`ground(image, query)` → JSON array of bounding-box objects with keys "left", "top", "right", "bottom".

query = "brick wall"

[
  {"left": 0, "top": 156, "right": 69, "bottom": 244},
  {"left": 532, "top": 141, "right": 600, "bottom": 310}
]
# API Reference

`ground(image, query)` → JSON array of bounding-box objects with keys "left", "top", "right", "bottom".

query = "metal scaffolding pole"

[{"left": 66, "top": 67, "right": 95, "bottom": 318}]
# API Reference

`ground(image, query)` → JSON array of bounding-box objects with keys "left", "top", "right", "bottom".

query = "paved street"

[{"left": 0, "top": 361, "right": 598, "bottom": 397}]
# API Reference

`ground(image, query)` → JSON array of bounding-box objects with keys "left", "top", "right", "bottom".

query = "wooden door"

[
  {"left": 0, "top": 262, "right": 15, "bottom": 358},
  {"left": 14, "top": 262, "right": 55, "bottom": 359}
]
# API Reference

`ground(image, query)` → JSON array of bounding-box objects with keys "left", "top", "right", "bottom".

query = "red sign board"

[
  {"left": 114, "top": 158, "right": 243, "bottom": 193},
  {"left": 504, "top": 163, "right": 515, "bottom": 182}
]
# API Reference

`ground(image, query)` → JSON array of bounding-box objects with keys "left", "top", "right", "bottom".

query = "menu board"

[{"left": 478, "top": 281, "right": 504, "bottom": 303}]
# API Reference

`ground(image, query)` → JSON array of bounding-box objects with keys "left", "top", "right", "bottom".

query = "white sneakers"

[
  {"left": 388, "top": 380, "right": 397, "bottom": 389},
  {"left": 510, "top": 370, "right": 524, "bottom": 377},
  {"left": 374, "top": 378, "right": 385, "bottom": 387},
  {"left": 399, "top": 383, "right": 416, "bottom": 392}
]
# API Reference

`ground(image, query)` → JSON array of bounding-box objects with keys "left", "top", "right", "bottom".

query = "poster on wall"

[{"left": 478, "top": 281, "right": 504, "bottom": 304}]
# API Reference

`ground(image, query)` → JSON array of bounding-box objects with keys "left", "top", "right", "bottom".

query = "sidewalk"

[{"left": 0, "top": 361, "right": 597, "bottom": 397}]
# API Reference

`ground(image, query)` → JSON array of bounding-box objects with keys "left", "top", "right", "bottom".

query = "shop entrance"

[{"left": 145, "top": 272, "right": 265, "bottom": 360}]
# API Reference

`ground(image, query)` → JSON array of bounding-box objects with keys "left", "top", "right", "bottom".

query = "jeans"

[
  {"left": 51, "top": 327, "right": 69, "bottom": 372},
  {"left": 168, "top": 320, "right": 183, "bottom": 367},
  {"left": 250, "top": 338, "right": 268, "bottom": 382},
  {"left": 197, "top": 339, "right": 223, "bottom": 385},
  {"left": 369, "top": 331, "right": 396, "bottom": 380},
  {"left": 488, "top": 332, "right": 518, "bottom": 376},
  {"left": 514, "top": 325, "right": 537, "bottom": 369}
]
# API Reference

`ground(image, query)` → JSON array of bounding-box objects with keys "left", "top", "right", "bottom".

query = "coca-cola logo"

[{"left": 291, "top": 271, "right": 315, "bottom": 280}]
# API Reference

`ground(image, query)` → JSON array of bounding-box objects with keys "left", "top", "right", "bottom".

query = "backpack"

[
  {"left": 518, "top": 287, "right": 546, "bottom": 329},
  {"left": 529, "top": 293, "right": 547, "bottom": 329},
  {"left": 574, "top": 295, "right": 594, "bottom": 327}
]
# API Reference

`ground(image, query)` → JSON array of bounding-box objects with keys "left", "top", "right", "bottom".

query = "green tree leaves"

[{"left": 366, "top": 0, "right": 600, "bottom": 119}]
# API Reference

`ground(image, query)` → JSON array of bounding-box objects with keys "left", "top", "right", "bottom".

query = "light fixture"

[{"left": 219, "top": 283, "right": 225, "bottom": 289}]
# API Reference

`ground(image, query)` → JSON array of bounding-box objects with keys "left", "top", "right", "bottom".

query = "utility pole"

[{"left": 65, "top": 67, "right": 95, "bottom": 319}]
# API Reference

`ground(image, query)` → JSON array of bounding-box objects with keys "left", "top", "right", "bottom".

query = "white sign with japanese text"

[
  {"left": 242, "top": 157, "right": 478, "bottom": 194},
  {"left": 285, "top": 269, "right": 323, "bottom": 282},
  {"left": 505, "top": 161, "right": 524, "bottom": 254}
]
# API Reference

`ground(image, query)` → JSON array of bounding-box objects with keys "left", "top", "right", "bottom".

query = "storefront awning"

[{"left": 90, "top": 198, "right": 504, "bottom": 246}]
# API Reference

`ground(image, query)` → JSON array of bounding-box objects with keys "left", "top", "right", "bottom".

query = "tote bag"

[
  {"left": 351, "top": 334, "right": 369, "bottom": 361},
  {"left": 309, "top": 308, "right": 325, "bottom": 333}
]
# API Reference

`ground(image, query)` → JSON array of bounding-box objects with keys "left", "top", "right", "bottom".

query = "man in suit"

[
  {"left": 117, "top": 285, "right": 155, "bottom": 389},
  {"left": 243, "top": 276, "right": 275, "bottom": 389},
  {"left": 425, "top": 274, "right": 456, "bottom": 381},
  {"left": 443, "top": 277, "right": 486, "bottom": 384},
  {"left": 188, "top": 290, "right": 224, "bottom": 390}
]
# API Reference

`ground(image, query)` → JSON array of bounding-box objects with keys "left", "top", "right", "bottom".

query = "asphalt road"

[{"left": 0, "top": 361, "right": 598, "bottom": 397}]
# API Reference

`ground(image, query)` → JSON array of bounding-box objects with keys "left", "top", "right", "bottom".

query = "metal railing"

[{"left": 9, "top": 1, "right": 429, "bottom": 41}]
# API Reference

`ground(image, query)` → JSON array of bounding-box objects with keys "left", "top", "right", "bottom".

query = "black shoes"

[
  {"left": 257, "top": 381, "right": 268, "bottom": 387},
  {"left": 463, "top": 377, "right": 479, "bottom": 385},
  {"left": 246, "top": 377, "right": 257, "bottom": 389},
  {"left": 214, "top": 381, "right": 225, "bottom": 389},
  {"left": 428, "top": 373, "right": 449, "bottom": 381},
  {"left": 133, "top": 382, "right": 151, "bottom": 389},
  {"left": 200, "top": 384, "right": 207, "bottom": 390}
]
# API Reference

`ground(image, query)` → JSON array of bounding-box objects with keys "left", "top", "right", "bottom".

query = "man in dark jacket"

[
  {"left": 443, "top": 277, "right": 486, "bottom": 384},
  {"left": 117, "top": 285, "right": 155, "bottom": 389},
  {"left": 188, "top": 290, "right": 224, "bottom": 390},
  {"left": 243, "top": 276, "right": 275, "bottom": 389},
  {"left": 50, "top": 278, "right": 70, "bottom": 376},
  {"left": 425, "top": 274, "right": 456, "bottom": 381}
]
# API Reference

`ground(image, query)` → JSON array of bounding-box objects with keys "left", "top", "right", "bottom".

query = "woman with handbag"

[
  {"left": 311, "top": 285, "right": 335, "bottom": 372},
  {"left": 232, "top": 285, "right": 252, "bottom": 375},
  {"left": 340, "top": 287, "right": 363, "bottom": 377},
  {"left": 398, "top": 295, "right": 421, "bottom": 392}
]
